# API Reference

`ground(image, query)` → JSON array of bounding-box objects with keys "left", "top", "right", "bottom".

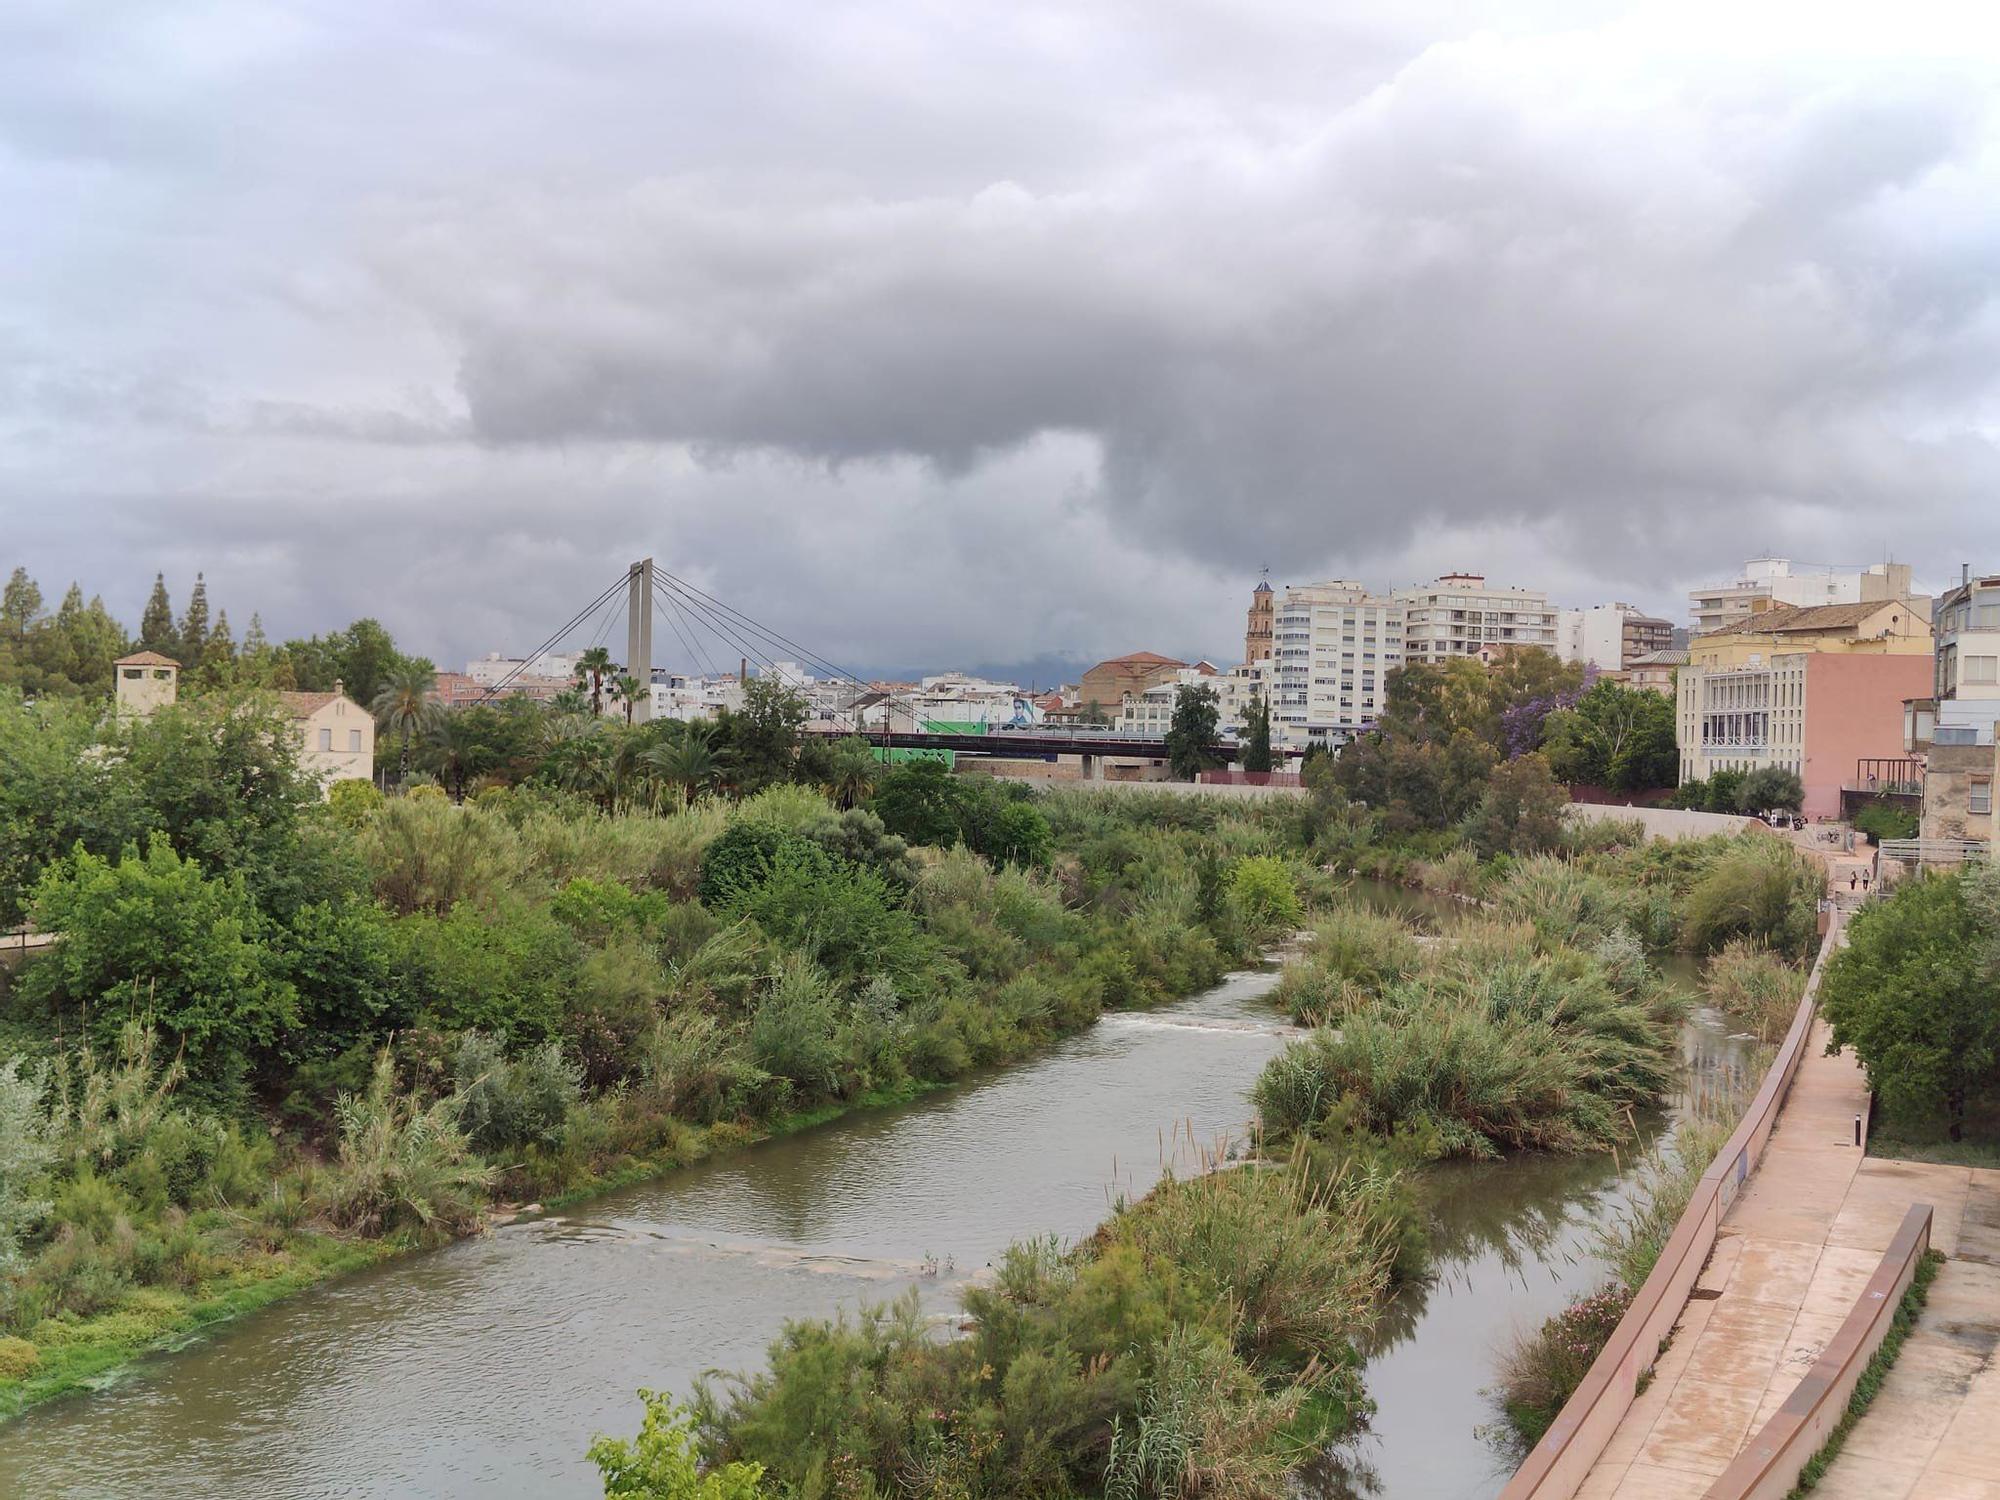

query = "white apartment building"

[
  {"left": 1557, "top": 604, "right": 1674, "bottom": 671},
  {"left": 1395, "top": 574, "right": 1557, "bottom": 664},
  {"left": 1116, "top": 663, "right": 1262, "bottom": 739},
  {"left": 465, "top": 650, "right": 582, "bottom": 688},
  {"left": 1687, "top": 558, "right": 1924, "bottom": 635},
  {"left": 1266, "top": 581, "right": 1405, "bottom": 749}
]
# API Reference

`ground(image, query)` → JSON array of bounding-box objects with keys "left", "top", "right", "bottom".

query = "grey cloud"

[{"left": 5, "top": 2, "right": 1999, "bottom": 671}]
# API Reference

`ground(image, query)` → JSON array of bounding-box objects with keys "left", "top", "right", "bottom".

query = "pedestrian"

[
  {"left": 1861, "top": 873, "right": 1871, "bottom": 893},
  {"left": 1849, "top": 872, "right": 1858, "bottom": 892}
]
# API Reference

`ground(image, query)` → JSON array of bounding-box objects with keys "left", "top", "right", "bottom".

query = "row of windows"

[{"left": 316, "top": 728, "right": 365, "bottom": 753}]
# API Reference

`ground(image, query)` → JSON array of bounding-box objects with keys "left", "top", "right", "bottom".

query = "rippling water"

[
  {"left": 0, "top": 897, "right": 1761, "bottom": 1500},
  {"left": 0, "top": 970, "right": 1292, "bottom": 1500}
]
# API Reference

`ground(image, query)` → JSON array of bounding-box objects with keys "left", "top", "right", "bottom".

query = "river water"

[{"left": 0, "top": 891, "right": 1761, "bottom": 1500}]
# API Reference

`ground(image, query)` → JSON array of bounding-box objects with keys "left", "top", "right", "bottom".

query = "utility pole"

[{"left": 626, "top": 558, "right": 654, "bottom": 725}]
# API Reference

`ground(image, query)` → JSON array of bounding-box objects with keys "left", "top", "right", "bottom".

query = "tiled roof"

[
  {"left": 1099, "top": 651, "right": 1187, "bottom": 667},
  {"left": 1628, "top": 649, "right": 1689, "bottom": 667},
  {"left": 1707, "top": 601, "right": 1913, "bottom": 636},
  {"left": 113, "top": 650, "right": 180, "bottom": 667},
  {"left": 278, "top": 690, "right": 343, "bottom": 717}
]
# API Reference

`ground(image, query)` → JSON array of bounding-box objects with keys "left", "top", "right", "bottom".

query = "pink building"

[{"left": 1799, "top": 654, "right": 1935, "bottom": 821}]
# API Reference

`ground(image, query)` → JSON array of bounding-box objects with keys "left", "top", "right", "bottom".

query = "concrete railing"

[
  {"left": 1699, "top": 1203, "right": 1931, "bottom": 1500},
  {"left": 1495, "top": 914, "right": 1845, "bottom": 1500}
]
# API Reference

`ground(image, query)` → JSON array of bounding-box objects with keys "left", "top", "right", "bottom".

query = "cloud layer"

[{"left": 4, "top": 1, "right": 1997, "bottom": 674}]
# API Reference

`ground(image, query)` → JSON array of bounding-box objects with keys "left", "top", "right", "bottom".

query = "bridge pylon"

[{"left": 627, "top": 558, "right": 654, "bottom": 724}]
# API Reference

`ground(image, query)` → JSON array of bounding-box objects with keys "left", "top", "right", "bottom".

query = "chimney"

[
  {"left": 334, "top": 678, "right": 344, "bottom": 697},
  {"left": 1964, "top": 563, "right": 1972, "bottom": 588}
]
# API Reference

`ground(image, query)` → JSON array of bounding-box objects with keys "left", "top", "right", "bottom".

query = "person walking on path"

[{"left": 1850, "top": 872, "right": 1859, "bottom": 891}]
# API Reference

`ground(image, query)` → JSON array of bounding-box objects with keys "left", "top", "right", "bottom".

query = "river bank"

[{"left": 0, "top": 969, "right": 1300, "bottom": 1498}]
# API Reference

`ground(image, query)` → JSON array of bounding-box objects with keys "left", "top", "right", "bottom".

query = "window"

[
  {"left": 1965, "top": 656, "right": 1998, "bottom": 685},
  {"left": 318, "top": 728, "right": 332, "bottom": 751},
  {"left": 122, "top": 668, "right": 142, "bottom": 679},
  {"left": 348, "top": 729, "right": 362, "bottom": 752},
  {"left": 1973, "top": 779, "right": 1993, "bottom": 817}
]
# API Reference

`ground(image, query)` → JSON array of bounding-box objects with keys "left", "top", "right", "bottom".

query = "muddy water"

[
  {"left": 0, "top": 971, "right": 1296, "bottom": 1500},
  {"left": 0, "top": 892, "right": 1761, "bottom": 1500}
]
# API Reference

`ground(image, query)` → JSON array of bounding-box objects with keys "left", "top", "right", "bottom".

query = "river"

[{"left": 0, "top": 894, "right": 1760, "bottom": 1500}]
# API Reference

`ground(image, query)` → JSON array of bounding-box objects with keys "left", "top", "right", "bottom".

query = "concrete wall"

[
  {"left": 1802, "top": 654, "right": 1936, "bottom": 822},
  {"left": 1565, "top": 803, "right": 1768, "bottom": 841}
]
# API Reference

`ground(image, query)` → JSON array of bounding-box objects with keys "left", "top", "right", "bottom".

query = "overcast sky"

[{"left": 4, "top": 1, "right": 1997, "bottom": 679}]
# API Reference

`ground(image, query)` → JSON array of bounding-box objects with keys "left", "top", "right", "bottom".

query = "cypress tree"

[
  {"left": 139, "top": 573, "right": 176, "bottom": 656},
  {"left": 177, "top": 573, "right": 210, "bottom": 668}
]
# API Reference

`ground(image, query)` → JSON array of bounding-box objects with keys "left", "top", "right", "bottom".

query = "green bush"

[
  {"left": 1226, "top": 856, "right": 1302, "bottom": 942},
  {"left": 747, "top": 958, "right": 845, "bottom": 1103},
  {"left": 1494, "top": 1285, "right": 1632, "bottom": 1446},
  {"left": 450, "top": 1033, "right": 583, "bottom": 1157},
  {"left": 317, "top": 1051, "right": 492, "bottom": 1243}
]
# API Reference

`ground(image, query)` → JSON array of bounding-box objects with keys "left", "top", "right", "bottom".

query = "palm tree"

[
  {"left": 575, "top": 646, "right": 615, "bottom": 718},
  {"left": 612, "top": 672, "right": 643, "bottom": 726},
  {"left": 825, "top": 734, "right": 880, "bottom": 809},
  {"left": 427, "top": 712, "right": 479, "bottom": 801},
  {"left": 371, "top": 664, "right": 442, "bottom": 786},
  {"left": 640, "top": 721, "right": 725, "bottom": 809}
]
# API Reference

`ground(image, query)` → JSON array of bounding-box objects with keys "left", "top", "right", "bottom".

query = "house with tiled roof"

[
  {"left": 113, "top": 650, "right": 181, "bottom": 717},
  {"left": 281, "top": 682, "right": 374, "bottom": 790}
]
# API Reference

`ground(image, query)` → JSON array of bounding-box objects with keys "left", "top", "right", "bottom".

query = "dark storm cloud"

[{"left": 3, "top": 2, "right": 1998, "bottom": 668}]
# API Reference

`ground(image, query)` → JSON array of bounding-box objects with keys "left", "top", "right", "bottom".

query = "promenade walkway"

[{"left": 1577, "top": 1014, "right": 2000, "bottom": 1498}]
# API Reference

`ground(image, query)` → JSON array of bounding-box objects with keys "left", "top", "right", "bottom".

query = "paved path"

[
  {"left": 1577, "top": 1015, "right": 2000, "bottom": 1498},
  {"left": 1806, "top": 1175, "right": 2000, "bottom": 1500}
]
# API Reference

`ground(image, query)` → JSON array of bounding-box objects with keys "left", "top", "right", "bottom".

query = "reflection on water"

[{"left": 1314, "top": 998, "right": 1767, "bottom": 1499}]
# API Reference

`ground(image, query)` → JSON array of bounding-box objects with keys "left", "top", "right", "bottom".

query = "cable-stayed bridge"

[{"left": 469, "top": 559, "right": 1265, "bottom": 771}]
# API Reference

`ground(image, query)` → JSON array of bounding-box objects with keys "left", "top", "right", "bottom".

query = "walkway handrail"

[
  {"left": 1698, "top": 1203, "right": 1931, "bottom": 1500},
  {"left": 1495, "top": 913, "right": 1845, "bottom": 1500}
]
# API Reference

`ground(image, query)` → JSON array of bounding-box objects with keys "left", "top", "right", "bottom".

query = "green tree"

[
  {"left": 716, "top": 677, "right": 809, "bottom": 792},
  {"left": 1820, "top": 871, "right": 2000, "bottom": 1141},
  {"left": 1165, "top": 683, "right": 1221, "bottom": 781},
  {"left": 177, "top": 572, "right": 211, "bottom": 671},
  {"left": 872, "top": 759, "right": 964, "bottom": 847},
  {"left": 138, "top": 573, "right": 177, "bottom": 656},
  {"left": 612, "top": 672, "right": 643, "bottom": 726},
  {"left": 640, "top": 721, "right": 726, "bottom": 809},
  {"left": 590, "top": 1391, "right": 766, "bottom": 1499},
  {"left": 0, "top": 568, "right": 42, "bottom": 643},
  {"left": 824, "top": 735, "right": 880, "bottom": 809},
  {"left": 1463, "top": 752, "right": 1569, "bottom": 856},
  {"left": 21, "top": 835, "right": 299, "bottom": 1102},
  {"left": 201, "top": 608, "right": 237, "bottom": 685},
  {"left": 1736, "top": 766, "right": 1804, "bottom": 815},
  {"left": 372, "top": 664, "right": 443, "bottom": 784},
  {"left": 1540, "top": 682, "right": 1678, "bottom": 791},
  {"left": 285, "top": 619, "right": 427, "bottom": 706},
  {"left": 1242, "top": 693, "right": 1274, "bottom": 773},
  {"left": 575, "top": 646, "right": 616, "bottom": 718}
]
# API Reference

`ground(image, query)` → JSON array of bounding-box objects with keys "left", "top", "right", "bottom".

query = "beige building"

[
  {"left": 281, "top": 685, "right": 375, "bottom": 790},
  {"left": 1395, "top": 574, "right": 1557, "bottom": 664},
  {"left": 1906, "top": 568, "right": 2000, "bottom": 844},
  {"left": 1078, "top": 652, "right": 1188, "bottom": 719},
  {"left": 1624, "top": 648, "right": 1686, "bottom": 695},
  {"left": 1676, "top": 601, "right": 1934, "bottom": 821},
  {"left": 113, "top": 650, "right": 181, "bottom": 716}
]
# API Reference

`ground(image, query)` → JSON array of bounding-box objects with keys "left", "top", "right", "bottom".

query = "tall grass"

[
  {"left": 1271, "top": 906, "right": 1423, "bottom": 1026},
  {"left": 1259, "top": 922, "right": 1676, "bottom": 1159},
  {"left": 1703, "top": 939, "right": 1806, "bottom": 1042}
]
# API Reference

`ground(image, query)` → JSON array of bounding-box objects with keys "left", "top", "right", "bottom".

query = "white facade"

[
  {"left": 464, "top": 650, "right": 582, "bottom": 688},
  {"left": 1115, "top": 665, "right": 1256, "bottom": 738},
  {"left": 1687, "top": 558, "right": 1923, "bottom": 634},
  {"left": 1675, "top": 656, "right": 1808, "bottom": 785},
  {"left": 1266, "top": 581, "right": 1405, "bottom": 749},
  {"left": 1932, "top": 573, "right": 2000, "bottom": 706},
  {"left": 1557, "top": 603, "right": 1674, "bottom": 671},
  {"left": 1395, "top": 575, "right": 1557, "bottom": 665}
]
